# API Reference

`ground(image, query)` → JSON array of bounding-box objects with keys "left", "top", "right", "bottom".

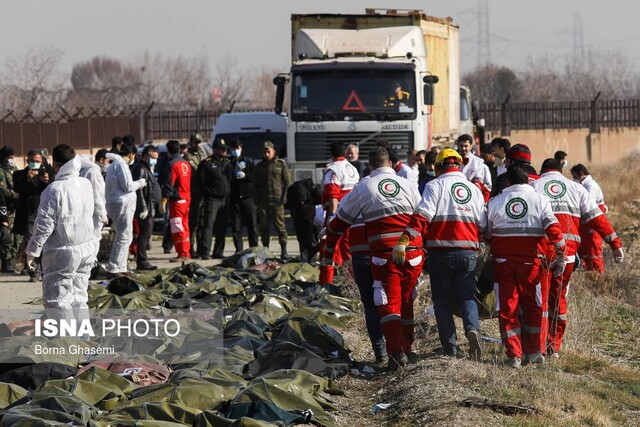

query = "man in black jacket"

[
  {"left": 195, "top": 139, "right": 231, "bottom": 260},
  {"left": 12, "top": 149, "right": 55, "bottom": 281},
  {"left": 229, "top": 139, "right": 258, "bottom": 253},
  {"left": 287, "top": 178, "right": 321, "bottom": 262},
  {"left": 131, "top": 145, "right": 160, "bottom": 270}
]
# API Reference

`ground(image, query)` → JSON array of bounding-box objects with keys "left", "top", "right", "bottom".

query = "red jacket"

[
  {"left": 532, "top": 170, "right": 621, "bottom": 255},
  {"left": 486, "top": 184, "right": 565, "bottom": 262},
  {"left": 326, "top": 167, "right": 422, "bottom": 254},
  {"left": 322, "top": 157, "right": 359, "bottom": 205},
  {"left": 403, "top": 169, "right": 486, "bottom": 251},
  {"left": 169, "top": 157, "right": 192, "bottom": 201}
]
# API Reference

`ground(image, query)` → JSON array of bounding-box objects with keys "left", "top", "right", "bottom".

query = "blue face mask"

[
  {"left": 149, "top": 158, "right": 158, "bottom": 167},
  {"left": 426, "top": 170, "right": 436, "bottom": 177},
  {"left": 29, "top": 162, "right": 41, "bottom": 170}
]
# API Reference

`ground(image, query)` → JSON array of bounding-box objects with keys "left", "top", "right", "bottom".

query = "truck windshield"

[{"left": 291, "top": 68, "right": 416, "bottom": 121}]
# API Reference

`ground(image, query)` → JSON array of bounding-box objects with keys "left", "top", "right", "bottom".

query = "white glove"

[
  {"left": 26, "top": 255, "right": 36, "bottom": 272},
  {"left": 550, "top": 252, "right": 566, "bottom": 277},
  {"left": 236, "top": 171, "right": 246, "bottom": 180},
  {"left": 612, "top": 247, "right": 624, "bottom": 263},
  {"left": 138, "top": 178, "right": 147, "bottom": 188},
  {"left": 373, "top": 281, "right": 388, "bottom": 306},
  {"left": 139, "top": 210, "right": 148, "bottom": 220}
]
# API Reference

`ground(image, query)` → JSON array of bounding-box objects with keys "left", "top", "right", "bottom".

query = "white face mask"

[
  {"left": 7, "top": 158, "right": 15, "bottom": 167},
  {"left": 149, "top": 158, "right": 158, "bottom": 167},
  {"left": 231, "top": 149, "right": 242, "bottom": 158},
  {"left": 426, "top": 170, "right": 436, "bottom": 177}
]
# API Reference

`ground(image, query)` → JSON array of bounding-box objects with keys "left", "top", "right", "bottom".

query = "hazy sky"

[{"left": 2, "top": 0, "right": 640, "bottom": 75}]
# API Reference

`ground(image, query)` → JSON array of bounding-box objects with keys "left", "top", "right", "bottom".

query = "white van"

[{"left": 211, "top": 112, "right": 287, "bottom": 161}]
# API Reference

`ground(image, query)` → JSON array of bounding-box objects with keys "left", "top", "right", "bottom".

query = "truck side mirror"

[
  {"left": 273, "top": 76, "right": 288, "bottom": 115},
  {"left": 423, "top": 75, "right": 439, "bottom": 106}
]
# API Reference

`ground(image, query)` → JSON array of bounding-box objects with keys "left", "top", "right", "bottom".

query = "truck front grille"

[{"left": 295, "top": 131, "right": 414, "bottom": 162}]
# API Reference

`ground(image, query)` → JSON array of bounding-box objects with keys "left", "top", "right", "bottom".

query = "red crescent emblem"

[
  {"left": 550, "top": 184, "right": 559, "bottom": 194},
  {"left": 456, "top": 188, "right": 465, "bottom": 198}
]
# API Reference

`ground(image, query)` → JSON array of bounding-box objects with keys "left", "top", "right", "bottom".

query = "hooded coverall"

[
  {"left": 79, "top": 156, "right": 107, "bottom": 259},
  {"left": 105, "top": 154, "right": 145, "bottom": 273},
  {"left": 26, "top": 156, "right": 95, "bottom": 322}
]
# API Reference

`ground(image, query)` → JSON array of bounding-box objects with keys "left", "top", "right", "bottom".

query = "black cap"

[
  {"left": 0, "top": 146, "right": 15, "bottom": 160},
  {"left": 213, "top": 139, "right": 227, "bottom": 150}
]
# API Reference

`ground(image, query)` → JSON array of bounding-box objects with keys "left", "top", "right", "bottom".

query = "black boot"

[
  {"left": 1, "top": 259, "right": 15, "bottom": 274},
  {"left": 280, "top": 245, "right": 291, "bottom": 261}
]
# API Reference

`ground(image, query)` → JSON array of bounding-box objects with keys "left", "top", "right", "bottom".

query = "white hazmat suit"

[
  {"left": 26, "top": 156, "right": 95, "bottom": 322},
  {"left": 105, "top": 153, "right": 146, "bottom": 273},
  {"left": 79, "top": 156, "right": 107, "bottom": 258}
]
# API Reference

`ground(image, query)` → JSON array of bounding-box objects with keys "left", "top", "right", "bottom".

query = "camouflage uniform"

[
  {"left": 183, "top": 148, "right": 207, "bottom": 256},
  {"left": 254, "top": 151, "right": 290, "bottom": 255},
  {"left": 0, "top": 163, "right": 19, "bottom": 271}
]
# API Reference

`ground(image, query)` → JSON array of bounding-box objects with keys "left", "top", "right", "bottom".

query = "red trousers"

[
  {"left": 169, "top": 200, "right": 191, "bottom": 258},
  {"left": 541, "top": 255, "right": 576, "bottom": 353},
  {"left": 578, "top": 226, "right": 604, "bottom": 273},
  {"left": 129, "top": 218, "right": 139, "bottom": 255},
  {"left": 494, "top": 260, "right": 547, "bottom": 358},
  {"left": 319, "top": 230, "right": 351, "bottom": 284},
  {"left": 370, "top": 250, "right": 423, "bottom": 356}
]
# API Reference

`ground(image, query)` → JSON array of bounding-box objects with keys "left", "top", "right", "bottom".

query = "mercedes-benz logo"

[{"left": 348, "top": 122, "right": 358, "bottom": 132}]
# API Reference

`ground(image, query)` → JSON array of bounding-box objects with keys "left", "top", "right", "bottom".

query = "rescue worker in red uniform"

[
  {"left": 319, "top": 142, "right": 359, "bottom": 284},
  {"left": 395, "top": 148, "right": 486, "bottom": 361},
  {"left": 571, "top": 164, "right": 608, "bottom": 272},
  {"left": 485, "top": 164, "right": 566, "bottom": 368},
  {"left": 163, "top": 140, "right": 192, "bottom": 261},
  {"left": 324, "top": 147, "right": 422, "bottom": 370},
  {"left": 533, "top": 158, "right": 624, "bottom": 357},
  {"left": 348, "top": 210, "right": 388, "bottom": 363}
]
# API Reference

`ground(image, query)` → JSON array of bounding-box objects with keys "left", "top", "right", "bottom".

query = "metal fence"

[
  {"left": 0, "top": 109, "right": 142, "bottom": 157},
  {"left": 481, "top": 98, "right": 640, "bottom": 133},
  {"left": 143, "top": 108, "right": 272, "bottom": 141}
]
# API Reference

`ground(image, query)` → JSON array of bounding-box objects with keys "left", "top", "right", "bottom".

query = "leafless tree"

[
  {"left": 0, "top": 45, "right": 68, "bottom": 116},
  {"left": 68, "top": 55, "right": 143, "bottom": 111},
  {"left": 462, "top": 65, "right": 521, "bottom": 103},
  {"left": 211, "top": 53, "right": 246, "bottom": 112},
  {"left": 246, "top": 66, "right": 279, "bottom": 110}
]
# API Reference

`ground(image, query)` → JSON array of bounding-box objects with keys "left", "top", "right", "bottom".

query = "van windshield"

[
  {"left": 215, "top": 132, "right": 287, "bottom": 161},
  {"left": 291, "top": 67, "right": 416, "bottom": 121}
]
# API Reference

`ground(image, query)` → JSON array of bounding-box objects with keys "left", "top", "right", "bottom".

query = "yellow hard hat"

[{"left": 435, "top": 148, "right": 463, "bottom": 165}]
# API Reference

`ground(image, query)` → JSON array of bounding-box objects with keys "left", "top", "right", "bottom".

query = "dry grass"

[{"left": 330, "top": 155, "right": 640, "bottom": 426}]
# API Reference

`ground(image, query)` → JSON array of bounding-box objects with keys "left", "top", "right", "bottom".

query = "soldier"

[
  {"left": 183, "top": 133, "right": 207, "bottom": 257},
  {"left": 228, "top": 139, "right": 259, "bottom": 252},
  {"left": 195, "top": 139, "right": 231, "bottom": 260},
  {"left": 255, "top": 140, "right": 290, "bottom": 260},
  {"left": 0, "top": 146, "right": 19, "bottom": 272}
]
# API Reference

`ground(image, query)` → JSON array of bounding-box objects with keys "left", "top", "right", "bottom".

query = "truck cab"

[{"left": 275, "top": 9, "right": 460, "bottom": 183}]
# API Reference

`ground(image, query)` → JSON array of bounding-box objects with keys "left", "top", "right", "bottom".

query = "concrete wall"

[{"left": 508, "top": 127, "right": 640, "bottom": 170}]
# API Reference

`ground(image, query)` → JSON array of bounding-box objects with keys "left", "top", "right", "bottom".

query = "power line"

[
  {"left": 573, "top": 11, "right": 585, "bottom": 68},
  {"left": 477, "top": 0, "right": 491, "bottom": 67}
]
